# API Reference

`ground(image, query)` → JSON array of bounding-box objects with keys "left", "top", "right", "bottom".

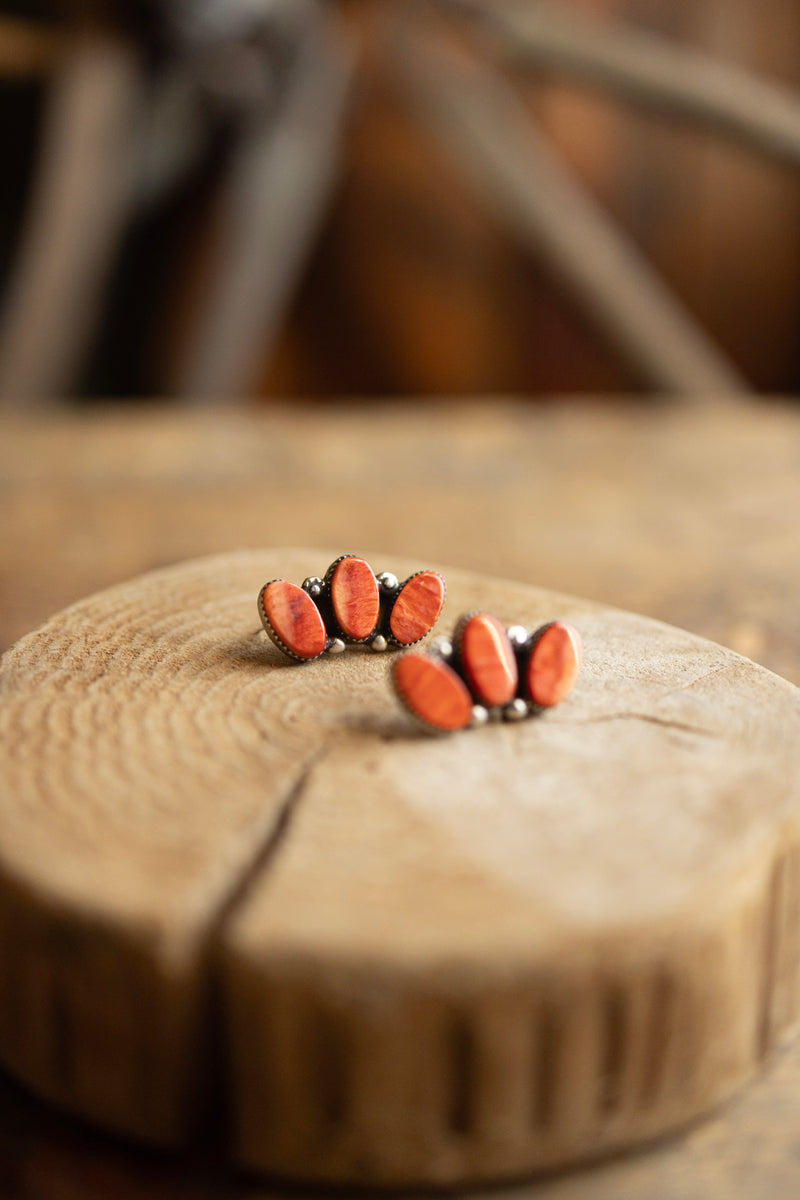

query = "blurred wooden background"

[
  {"left": 276, "top": 0, "right": 800, "bottom": 398},
  {"left": 3, "top": 0, "right": 800, "bottom": 400}
]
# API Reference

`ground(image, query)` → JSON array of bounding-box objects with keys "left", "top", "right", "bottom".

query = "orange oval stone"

[
  {"left": 525, "top": 621, "right": 583, "bottom": 707},
  {"left": 459, "top": 613, "right": 518, "bottom": 706},
  {"left": 259, "top": 580, "right": 327, "bottom": 660},
  {"left": 392, "top": 653, "right": 473, "bottom": 732},
  {"left": 389, "top": 571, "right": 445, "bottom": 645},
  {"left": 330, "top": 556, "right": 380, "bottom": 640}
]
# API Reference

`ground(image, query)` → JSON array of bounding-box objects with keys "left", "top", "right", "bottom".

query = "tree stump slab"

[{"left": 1, "top": 548, "right": 800, "bottom": 1187}]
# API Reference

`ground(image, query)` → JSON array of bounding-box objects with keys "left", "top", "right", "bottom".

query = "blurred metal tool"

[
  {"left": 7, "top": 0, "right": 800, "bottom": 401},
  {"left": 0, "top": 1, "right": 353, "bottom": 405},
  {"left": 443, "top": 0, "right": 800, "bottom": 169},
  {"left": 0, "top": 34, "right": 141, "bottom": 405},
  {"left": 392, "top": 6, "right": 749, "bottom": 397},
  {"left": 168, "top": 0, "right": 354, "bottom": 400}
]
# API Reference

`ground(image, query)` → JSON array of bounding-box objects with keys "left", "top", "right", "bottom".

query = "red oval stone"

[
  {"left": 330, "top": 556, "right": 380, "bottom": 640},
  {"left": 259, "top": 580, "right": 327, "bottom": 660},
  {"left": 525, "top": 621, "right": 583, "bottom": 707},
  {"left": 393, "top": 653, "right": 473, "bottom": 732},
  {"left": 389, "top": 571, "right": 445, "bottom": 645},
  {"left": 459, "top": 612, "right": 518, "bottom": 706}
]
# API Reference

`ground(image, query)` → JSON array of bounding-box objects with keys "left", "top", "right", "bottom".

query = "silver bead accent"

[
  {"left": 431, "top": 636, "right": 453, "bottom": 659},
  {"left": 370, "top": 634, "right": 388, "bottom": 653},
  {"left": 377, "top": 571, "right": 399, "bottom": 592},
  {"left": 302, "top": 576, "right": 324, "bottom": 598},
  {"left": 471, "top": 704, "right": 489, "bottom": 726},
  {"left": 327, "top": 638, "right": 346, "bottom": 655},
  {"left": 507, "top": 625, "right": 529, "bottom": 648},
  {"left": 504, "top": 698, "right": 529, "bottom": 721}
]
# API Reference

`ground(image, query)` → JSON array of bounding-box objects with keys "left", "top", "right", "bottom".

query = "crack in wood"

[
  {"left": 312, "top": 1005, "right": 350, "bottom": 1132},
  {"left": 533, "top": 998, "right": 563, "bottom": 1132},
  {"left": 599, "top": 985, "right": 628, "bottom": 1116},
  {"left": 191, "top": 746, "right": 332, "bottom": 1152},
  {"left": 639, "top": 971, "right": 677, "bottom": 1109},
  {"left": 211, "top": 746, "right": 331, "bottom": 937},
  {"left": 758, "top": 854, "right": 786, "bottom": 1060},
  {"left": 657, "top": 661, "right": 737, "bottom": 701},
  {"left": 446, "top": 1013, "right": 476, "bottom": 1136},
  {"left": 567, "top": 712, "right": 720, "bottom": 738}
]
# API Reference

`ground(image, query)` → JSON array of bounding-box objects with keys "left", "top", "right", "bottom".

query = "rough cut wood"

[{"left": 1, "top": 549, "right": 800, "bottom": 1186}]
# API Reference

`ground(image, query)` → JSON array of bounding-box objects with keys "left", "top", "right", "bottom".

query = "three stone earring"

[
  {"left": 258, "top": 555, "right": 446, "bottom": 661},
  {"left": 391, "top": 612, "right": 583, "bottom": 732}
]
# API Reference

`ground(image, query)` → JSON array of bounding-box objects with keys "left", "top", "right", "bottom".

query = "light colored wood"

[
  {"left": 0, "top": 552, "right": 320, "bottom": 1143},
  {"left": 3, "top": 400, "right": 800, "bottom": 682},
  {"left": 2, "top": 547, "right": 800, "bottom": 1186},
  {"left": 2, "top": 400, "right": 800, "bottom": 1195}
]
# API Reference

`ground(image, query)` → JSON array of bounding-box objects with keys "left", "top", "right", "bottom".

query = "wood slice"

[{"left": 1, "top": 549, "right": 800, "bottom": 1187}]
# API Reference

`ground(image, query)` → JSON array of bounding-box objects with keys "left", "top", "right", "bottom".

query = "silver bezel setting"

[
  {"left": 258, "top": 558, "right": 445, "bottom": 661},
  {"left": 390, "top": 612, "right": 581, "bottom": 733},
  {"left": 384, "top": 570, "right": 447, "bottom": 649},
  {"left": 257, "top": 581, "right": 327, "bottom": 663}
]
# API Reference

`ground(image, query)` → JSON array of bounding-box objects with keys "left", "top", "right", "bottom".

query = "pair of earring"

[{"left": 258, "top": 556, "right": 582, "bottom": 733}]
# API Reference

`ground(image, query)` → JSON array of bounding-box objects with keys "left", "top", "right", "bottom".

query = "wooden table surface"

[{"left": 2, "top": 397, "right": 800, "bottom": 1198}]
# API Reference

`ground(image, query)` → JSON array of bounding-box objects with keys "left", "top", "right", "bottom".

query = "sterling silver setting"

[
  {"left": 391, "top": 613, "right": 584, "bottom": 734},
  {"left": 258, "top": 555, "right": 446, "bottom": 661}
]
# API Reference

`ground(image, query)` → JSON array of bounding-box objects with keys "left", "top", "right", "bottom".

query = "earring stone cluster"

[
  {"left": 257, "top": 559, "right": 582, "bottom": 735},
  {"left": 392, "top": 614, "right": 583, "bottom": 733},
  {"left": 258, "top": 555, "right": 446, "bottom": 660}
]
